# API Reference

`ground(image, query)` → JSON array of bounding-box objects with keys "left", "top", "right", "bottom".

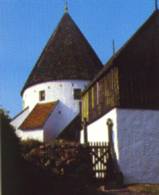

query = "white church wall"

[
  {"left": 10, "top": 107, "right": 30, "bottom": 130},
  {"left": 80, "top": 130, "right": 84, "bottom": 144},
  {"left": 117, "top": 108, "right": 159, "bottom": 184},
  {"left": 81, "top": 108, "right": 159, "bottom": 184},
  {"left": 44, "top": 101, "right": 78, "bottom": 142},
  {"left": 16, "top": 129, "right": 43, "bottom": 142},
  {"left": 22, "top": 80, "right": 88, "bottom": 111},
  {"left": 80, "top": 108, "right": 119, "bottom": 159}
]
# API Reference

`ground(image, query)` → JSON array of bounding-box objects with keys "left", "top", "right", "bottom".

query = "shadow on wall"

[
  {"left": 116, "top": 109, "right": 159, "bottom": 184},
  {"left": 44, "top": 101, "right": 78, "bottom": 143},
  {"left": 116, "top": 109, "right": 141, "bottom": 184},
  {"left": 57, "top": 114, "right": 81, "bottom": 142}
]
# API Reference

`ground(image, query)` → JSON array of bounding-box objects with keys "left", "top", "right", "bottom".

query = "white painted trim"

[
  {"left": 16, "top": 129, "right": 43, "bottom": 142},
  {"left": 10, "top": 107, "right": 30, "bottom": 131}
]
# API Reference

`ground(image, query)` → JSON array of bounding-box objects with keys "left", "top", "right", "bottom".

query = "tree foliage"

[
  {"left": 1, "top": 109, "right": 94, "bottom": 195},
  {"left": 1, "top": 109, "right": 21, "bottom": 195},
  {"left": 1, "top": 110, "right": 55, "bottom": 195}
]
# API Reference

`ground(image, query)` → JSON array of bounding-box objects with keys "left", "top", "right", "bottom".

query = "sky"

[{"left": 0, "top": 0, "right": 156, "bottom": 117}]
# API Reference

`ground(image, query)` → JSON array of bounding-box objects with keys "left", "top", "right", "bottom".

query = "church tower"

[{"left": 11, "top": 10, "right": 103, "bottom": 142}]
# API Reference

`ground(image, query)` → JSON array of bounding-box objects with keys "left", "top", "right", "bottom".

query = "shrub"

[
  {"left": 23, "top": 139, "right": 93, "bottom": 184},
  {"left": 20, "top": 139, "right": 42, "bottom": 155},
  {"left": 1, "top": 109, "right": 21, "bottom": 195}
]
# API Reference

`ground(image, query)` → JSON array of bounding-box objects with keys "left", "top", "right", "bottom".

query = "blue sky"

[{"left": 0, "top": 0, "right": 156, "bottom": 117}]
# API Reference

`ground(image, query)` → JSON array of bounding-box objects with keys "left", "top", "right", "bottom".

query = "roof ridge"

[
  {"left": 83, "top": 10, "right": 159, "bottom": 93},
  {"left": 37, "top": 100, "right": 59, "bottom": 106},
  {"left": 106, "top": 10, "right": 159, "bottom": 65}
]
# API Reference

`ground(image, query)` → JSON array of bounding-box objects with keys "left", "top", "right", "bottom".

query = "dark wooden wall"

[
  {"left": 118, "top": 14, "right": 159, "bottom": 109},
  {"left": 82, "top": 12, "right": 159, "bottom": 123},
  {"left": 82, "top": 66, "right": 119, "bottom": 123}
]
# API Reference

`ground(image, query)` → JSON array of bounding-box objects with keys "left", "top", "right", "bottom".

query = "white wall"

[
  {"left": 22, "top": 80, "right": 88, "bottom": 111},
  {"left": 16, "top": 129, "right": 43, "bottom": 142},
  {"left": 44, "top": 101, "right": 78, "bottom": 142},
  {"left": 117, "top": 108, "right": 159, "bottom": 184},
  {"left": 81, "top": 108, "right": 159, "bottom": 184},
  {"left": 80, "top": 108, "right": 119, "bottom": 158},
  {"left": 11, "top": 107, "right": 44, "bottom": 142},
  {"left": 13, "top": 100, "right": 79, "bottom": 143},
  {"left": 14, "top": 80, "right": 88, "bottom": 143},
  {"left": 10, "top": 108, "right": 30, "bottom": 130}
]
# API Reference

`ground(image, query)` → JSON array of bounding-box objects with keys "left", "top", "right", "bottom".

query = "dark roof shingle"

[{"left": 21, "top": 13, "right": 103, "bottom": 95}]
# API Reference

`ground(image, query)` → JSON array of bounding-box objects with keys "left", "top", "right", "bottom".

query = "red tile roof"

[{"left": 19, "top": 101, "right": 58, "bottom": 130}]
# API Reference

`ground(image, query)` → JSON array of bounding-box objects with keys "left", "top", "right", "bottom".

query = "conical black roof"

[{"left": 21, "top": 13, "right": 103, "bottom": 95}]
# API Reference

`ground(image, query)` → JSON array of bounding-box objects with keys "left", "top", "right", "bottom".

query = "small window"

[
  {"left": 74, "top": 88, "right": 81, "bottom": 100},
  {"left": 39, "top": 90, "right": 45, "bottom": 101}
]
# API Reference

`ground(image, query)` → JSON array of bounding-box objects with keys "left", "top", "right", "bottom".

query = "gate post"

[
  {"left": 107, "top": 118, "right": 113, "bottom": 147},
  {"left": 107, "top": 118, "right": 115, "bottom": 158},
  {"left": 83, "top": 117, "right": 88, "bottom": 145},
  {"left": 105, "top": 118, "right": 123, "bottom": 189}
]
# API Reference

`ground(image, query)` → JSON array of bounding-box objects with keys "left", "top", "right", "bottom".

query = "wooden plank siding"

[
  {"left": 82, "top": 11, "right": 159, "bottom": 124},
  {"left": 82, "top": 67, "right": 119, "bottom": 123},
  {"left": 118, "top": 64, "right": 159, "bottom": 109},
  {"left": 116, "top": 11, "right": 159, "bottom": 109}
]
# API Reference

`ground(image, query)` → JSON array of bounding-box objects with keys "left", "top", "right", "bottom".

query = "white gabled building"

[
  {"left": 80, "top": 10, "right": 159, "bottom": 184},
  {"left": 11, "top": 11, "right": 103, "bottom": 142}
]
